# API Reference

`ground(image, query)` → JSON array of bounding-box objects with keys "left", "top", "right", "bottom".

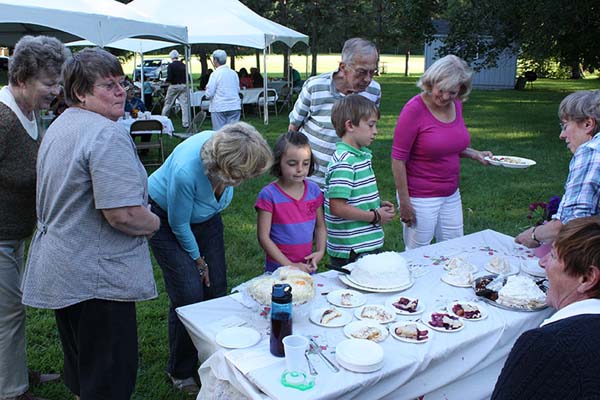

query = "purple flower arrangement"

[{"left": 527, "top": 196, "right": 561, "bottom": 226}]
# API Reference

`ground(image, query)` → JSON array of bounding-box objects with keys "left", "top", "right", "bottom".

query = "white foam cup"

[{"left": 282, "top": 335, "right": 308, "bottom": 373}]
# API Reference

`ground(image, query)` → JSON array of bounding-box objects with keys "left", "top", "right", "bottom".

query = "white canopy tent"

[
  {"left": 0, "top": 0, "right": 188, "bottom": 47},
  {"left": 127, "top": 0, "right": 309, "bottom": 123}
]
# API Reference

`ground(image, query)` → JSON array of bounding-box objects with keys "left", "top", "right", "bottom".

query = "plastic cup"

[{"left": 282, "top": 335, "right": 308, "bottom": 373}]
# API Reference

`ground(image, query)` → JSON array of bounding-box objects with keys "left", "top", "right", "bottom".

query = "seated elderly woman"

[
  {"left": 22, "top": 47, "right": 160, "bottom": 400},
  {"left": 492, "top": 216, "right": 600, "bottom": 399},
  {"left": 516, "top": 90, "right": 600, "bottom": 248},
  {"left": 148, "top": 122, "right": 272, "bottom": 394}
]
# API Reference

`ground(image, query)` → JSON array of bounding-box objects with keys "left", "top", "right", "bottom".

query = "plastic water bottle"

[{"left": 270, "top": 283, "right": 292, "bottom": 357}]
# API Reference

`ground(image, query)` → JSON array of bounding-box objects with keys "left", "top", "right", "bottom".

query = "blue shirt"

[
  {"left": 148, "top": 131, "right": 233, "bottom": 260},
  {"left": 555, "top": 132, "right": 600, "bottom": 223}
]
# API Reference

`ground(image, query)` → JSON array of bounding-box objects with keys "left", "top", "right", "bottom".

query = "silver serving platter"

[{"left": 472, "top": 274, "right": 549, "bottom": 312}]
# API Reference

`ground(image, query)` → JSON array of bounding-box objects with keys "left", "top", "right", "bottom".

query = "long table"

[
  {"left": 177, "top": 230, "right": 552, "bottom": 400},
  {"left": 116, "top": 115, "right": 174, "bottom": 136}
]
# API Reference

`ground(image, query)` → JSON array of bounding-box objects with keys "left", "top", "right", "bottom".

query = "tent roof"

[
  {"left": 128, "top": 0, "right": 308, "bottom": 50},
  {"left": 0, "top": 0, "right": 188, "bottom": 47}
]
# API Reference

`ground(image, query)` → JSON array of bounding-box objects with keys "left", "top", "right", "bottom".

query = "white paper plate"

[
  {"left": 385, "top": 295, "right": 425, "bottom": 315},
  {"left": 390, "top": 321, "right": 431, "bottom": 343},
  {"left": 354, "top": 305, "right": 396, "bottom": 324},
  {"left": 215, "top": 327, "right": 261, "bottom": 349},
  {"left": 521, "top": 259, "right": 547, "bottom": 277},
  {"left": 424, "top": 312, "right": 464, "bottom": 332},
  {"left": 335, "top": 339, "right": 384, "bottom": 372},
  {"left": 444, "top": 258, "right": 478, "bottom": 273},
  {"left": 326, "top": 289, "right": 367, "bottom": 308},
  {"left": 339, "top": 273, "right": 415, "bottom": 293},
  {"left": 309, "top": 307, "right": 353, "bottom": 328},
  {"left": 447, "top": 301, "right": 488, "bottom": 321},
  {"left": 440, "top": 274, "right": 473, "bottom": 288},
  {"left": 344, "top": 320, "right": 388, "bottom": 342},
  {"left": 485, "top": 155, "right": 536, "bottom": 168}
]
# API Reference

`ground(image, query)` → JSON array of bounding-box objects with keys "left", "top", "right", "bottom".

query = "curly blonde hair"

[{"left": 201, "top": 122, "right": 273, "bottom": 185}]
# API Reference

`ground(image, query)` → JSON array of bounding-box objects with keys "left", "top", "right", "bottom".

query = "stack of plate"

[{"left": 335, "top": 339, "right": 384, "bottom": 373}]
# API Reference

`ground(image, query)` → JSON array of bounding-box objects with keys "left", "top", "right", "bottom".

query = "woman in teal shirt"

[{"left": 148, "top": 122, "right": 272, "bottom": 393}]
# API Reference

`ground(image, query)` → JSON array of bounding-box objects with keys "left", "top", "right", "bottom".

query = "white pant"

[
  {"left": 0, "top": 240, "right": 28, "bottom": 399},
  {"left": 161, "top": 84, "right": 190, "bottom": 127},
  {"left": 399, "top": 189, "right": 464, "bottom": 250}
]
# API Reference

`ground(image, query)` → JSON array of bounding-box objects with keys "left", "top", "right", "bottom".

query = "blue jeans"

[
  {"left": 210, "top": 110, "right": 241, "bottom": 131},
  {"left": 149, "top": 200, "right": 226, "bottom": 379}
]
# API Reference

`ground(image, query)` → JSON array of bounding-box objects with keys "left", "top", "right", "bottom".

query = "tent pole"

[
  {"left": 185, "top": 45, "right": 195, "bottom": 129},
  {"left": 263, "top": 45, "right": 268, "bottom": 125}
]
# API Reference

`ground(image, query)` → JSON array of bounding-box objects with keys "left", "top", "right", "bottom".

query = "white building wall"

[{"left": 424, "top": 36, "right": 517, "bottom": 90}]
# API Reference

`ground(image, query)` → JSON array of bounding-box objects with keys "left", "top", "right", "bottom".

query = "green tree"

[{"left": 440, "top": 0, "right": 600, "bottom": 78}]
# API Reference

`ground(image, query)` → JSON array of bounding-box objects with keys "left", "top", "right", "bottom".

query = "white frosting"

[
  {"left": 349, "top": 252, "right": 410, "bottom": 289},
  {"left": 443, "top": 267, "right": 473, "bottom": 286},
  {"left": 498, "top": 275, "right": 546, "bottom": 308},
  {"left": 446, "top": 257, "right": 477, "bottom": 273},
  {"left": 486, "top": 256, "right": 513, "bottom": 274}
]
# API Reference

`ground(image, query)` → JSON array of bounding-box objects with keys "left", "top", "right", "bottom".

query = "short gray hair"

[
  {"left": 558, "top": 91, "right": 600, "bottom": 135},
  {"left": 341, "top": 38, "right": 378, "bottom": 65},
  {"left": 201, "top": 122, "right": 273, "bottom": 185},
  {"left": 212, "top": 49, "right": 227, "bottom": 66},
  {"left": 8, "top": 35, "right": 70, "bottom": 85},
  {"left": 417, "top": 55, "right": 473, "bottom": 100},
  {"left": 62, "top": 47, "right": 124, "bottom": 107}
]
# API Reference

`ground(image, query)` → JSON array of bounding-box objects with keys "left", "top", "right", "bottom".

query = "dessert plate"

[
  {"left": 521, "top": 259, "right": 547, "bottom": 277},
  {"left": 424, "top": 312, "right": 464, "bottom": 332},
  {"left": 309, "top": 307, "right": 352, "bottom": 328},
  {"left": 440, "top": 274, "right": 473, "bottom": 288},
  {"left": 215, "top": 327, "right": 261, "bottom": 349},
  {"left": 390, "top": 321, "right": 431, "bottom": 343},
  {"left": 385, "top": 295, "right": 425, "bottom": 315},
  {"left": 335, "top": 339, "right": 384, "bottom": 373},
  {"left": 326, "top": 289, "right": 366, "bottom": 308},
  {"left": 344, "top": 320, "right": 388, "bottom": 342},
  {"left": 485, "top": 155, "right": 536, "bottom": 168},
  {"left": 354, "top": 305, "right": 396, "bottom": 324},
  {"left": 447, "top": 301, "right": 488, "bottom": 321}
]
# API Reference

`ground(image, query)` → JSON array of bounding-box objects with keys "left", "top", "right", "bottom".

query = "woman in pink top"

[{"left": 391, "top": 55, "right": 492, "bottom": 249}]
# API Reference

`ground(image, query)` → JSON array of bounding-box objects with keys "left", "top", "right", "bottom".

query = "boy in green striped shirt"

[{"left": 325, "top": 94, "right": 396, "bottom": 267}]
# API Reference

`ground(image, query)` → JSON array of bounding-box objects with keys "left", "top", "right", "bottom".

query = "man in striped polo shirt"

[
  {"left": 288, "top": 38, "right": 382, "bottom": 189},
  {"left": 325, "top": 95, "right": 395, "bottom": 267}
]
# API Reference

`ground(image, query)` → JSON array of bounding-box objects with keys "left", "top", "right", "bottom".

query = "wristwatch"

[{"left": 531, "top": 226, "right": 541, "bottom": 246}]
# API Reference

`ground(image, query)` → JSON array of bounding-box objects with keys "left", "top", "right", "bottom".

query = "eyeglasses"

[
  {"left": 95, "top": 79, "right": 128, "bottom": 92},
  {"left": 346, "top": 65, "right": 378, "bottom": 78}
]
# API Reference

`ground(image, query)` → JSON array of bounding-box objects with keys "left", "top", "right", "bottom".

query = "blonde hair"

[
  {"left": 418, "top": 55, "right": 473, "bottom": 100},
  {"left": 201, "top": 122, "right": 273, "bottom": 185}
]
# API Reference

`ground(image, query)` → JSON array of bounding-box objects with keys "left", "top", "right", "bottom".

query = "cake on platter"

[
  {"left": 497, "top": 275, "right": 546, "bottom": 309},
  {"left": 245, "top": 266, "right": 315, "bottom": 306},
  {"left": 348, "top": 252, "right": 411, "bottom": 289}
]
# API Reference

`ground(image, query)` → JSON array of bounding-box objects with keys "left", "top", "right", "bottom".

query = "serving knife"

[
  {"left": 309, "top": 338, "right": 339, "bottom": 373},
  {"left": 325, "top": 264, "right": 351, "bottom": 275}
]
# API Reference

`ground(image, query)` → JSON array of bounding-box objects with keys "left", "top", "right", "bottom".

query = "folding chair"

[
  {"left": 277, "top": 84, "right": 293, "bottom": 113},
  {"left": 129, "top": 119, "right": 164, "bottom": 167},
  {"left": 256, "top": 89, "right": 278, "bottom": 118}
]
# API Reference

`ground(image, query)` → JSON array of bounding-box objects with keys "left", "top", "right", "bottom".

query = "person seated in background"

[
  {"left": 140, "top": 74, "right": 153, "bottom": 111},
  {"left": 251, "top": 67, "right": 263, "bottom": 88},
  {"left": 124, "top": 85, "right": 146, "bottom": 117},
  {"left": 291, "top": 65, "right": 303, "bottom": 89},
  {"left": 198, "top": 68, "right": 212, "bottom": 90},
  {"left": 492, "top": 216, "right": 600, "bottom": 399},
  {"left": 238, "top": 67, "right": 253, "bottom": 89}
]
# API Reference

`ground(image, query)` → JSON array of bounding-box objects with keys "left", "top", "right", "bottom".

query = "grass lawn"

[{"left": 27, "top": 75, "right": 600, "bottom": 399}]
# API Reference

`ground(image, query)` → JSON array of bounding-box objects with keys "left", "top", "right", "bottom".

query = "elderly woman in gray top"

[
  {"left": 22, "top": 47, "right": 160, "bottom": 400},
  {"left": 0, "top": 35, "right": 69, "bottom": 400}
]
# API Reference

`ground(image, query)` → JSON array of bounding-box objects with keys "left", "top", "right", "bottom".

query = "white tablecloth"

[
  {"left": 190, "top": 88, "right": 278, "bottom": 108},
  {"left": 116, "top": 115, "right": 174, "bottom": 136},
  {"left": 177, "top": 230, "right": 552, "bottom": 400}
]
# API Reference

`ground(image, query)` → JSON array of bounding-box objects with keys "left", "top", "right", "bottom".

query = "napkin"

[{"left": 225, "top": 338, "right": 281, "bottom": 375}]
